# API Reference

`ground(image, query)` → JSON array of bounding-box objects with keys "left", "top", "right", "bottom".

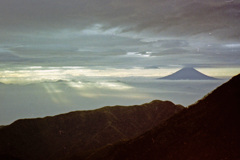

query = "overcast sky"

[
  {"left": 1, "top": 0, "right": 240, "bottom": 124},
  {"left": 0, "top": 0, "right": 240, "bottom": 82}
]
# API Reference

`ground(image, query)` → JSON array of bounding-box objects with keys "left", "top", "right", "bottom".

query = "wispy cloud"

[
  {"left": 1, "top": 0, "right": 239, "bottom": 39},
  {"left": 0, "top": 0, "right": 239, "bottom": 73}
]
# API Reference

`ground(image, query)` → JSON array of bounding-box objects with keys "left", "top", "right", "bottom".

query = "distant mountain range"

[
  {"left": 88, "top": 74, "right": 240, "bottom": 160},
  {"left": 0, "top": 100, "right": 183, "bottom": 160},
  {"left": 1, "top": 74, "right": 239, "bottom": 160},
  {"left": 159, "top": 67, "right": 218, "bottom": 80}
]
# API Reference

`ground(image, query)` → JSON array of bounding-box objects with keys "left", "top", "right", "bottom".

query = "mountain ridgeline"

[
  {"left": 0, "top": 74, "right": 239, "bottom": 160},
  {"left": 88, "top": 74, "right": 240, "bottom": 160},
  {"left": 0, "top": 100, "right": 183, "bottom": 160}
]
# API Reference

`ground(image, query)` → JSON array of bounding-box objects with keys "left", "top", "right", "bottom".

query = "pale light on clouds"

[
  {"left": 43, "top": 83, "right": 70, "bottom": 104},
  {"left": 224, "top": 43, "right": 240, "bottom": 48},
  {"left": 197, "top": 68, "right": 240, "bottom": 78},
  {"left": 0, "top": 66, "right": 238, "bottom": 85},
  {"left": 0, "top": 66, "right": 179, "bottom": 84},
  {"left": 0, "top": 0, "right": 240, "bottom": 125}
]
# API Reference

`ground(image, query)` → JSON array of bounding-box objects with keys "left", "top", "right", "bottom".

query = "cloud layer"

[
  {"left": 0, "top": 0, "right": 239, "bottom": 70},
  {"left": 1, "top": 0, "right": 239, "bottom": 37},
  {"left": 1, "top": 0, "right": 240, "bottom": 125}
]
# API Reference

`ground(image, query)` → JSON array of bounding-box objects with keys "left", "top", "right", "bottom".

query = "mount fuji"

[{"left": 159, "top": 67, "right": 218, "bottom": 80}]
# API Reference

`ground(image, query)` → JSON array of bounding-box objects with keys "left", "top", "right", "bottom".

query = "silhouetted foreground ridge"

[
  {"left": 0, "top": 100, "right": 183, "bottom": 160},
  {"left": 88, "top": 74, "right": 240, "bottom": 160}
]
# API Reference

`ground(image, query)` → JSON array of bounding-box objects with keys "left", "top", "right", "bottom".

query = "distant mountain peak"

[
  {"left": 88, "top": 74, "right": 240, "bottom": 160},
  {"left": 159, "top": 67, "right": 218, "bottom": 80}
]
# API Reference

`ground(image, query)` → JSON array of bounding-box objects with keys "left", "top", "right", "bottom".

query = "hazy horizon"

[
  {"left": 0, "top": 74, "right": 228, "bottom": 125},
  {"left": 0, "top": 0, "right": 239, "bottom": 125}
]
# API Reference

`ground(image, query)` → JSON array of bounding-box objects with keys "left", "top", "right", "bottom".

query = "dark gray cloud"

[
  {"left": 0, "top": 0, "right": 239, "bottom": 39},
  {"left": 159, "top": 40, "right": 189, "bottom": 48},
  {"left": 0, "top": 0, "right": 239, "bottom": 69},
  {"left": 1, "top": 0, "right": 240, "bottom": 126}
]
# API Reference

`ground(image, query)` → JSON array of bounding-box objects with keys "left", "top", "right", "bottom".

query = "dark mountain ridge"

[
  {"left": 159, "top": 67, "right": 218, "bottom": 80},
  {"left": 88, "top": 74, "right": 240, "bottom": 160},
  {"left": 0, "top": 100, "right": 183, "bottom": 160}
]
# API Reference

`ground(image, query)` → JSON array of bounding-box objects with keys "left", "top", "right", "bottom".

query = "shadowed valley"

[{"left": 0, "top": 100, "right": 183, "bottom": 160}]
